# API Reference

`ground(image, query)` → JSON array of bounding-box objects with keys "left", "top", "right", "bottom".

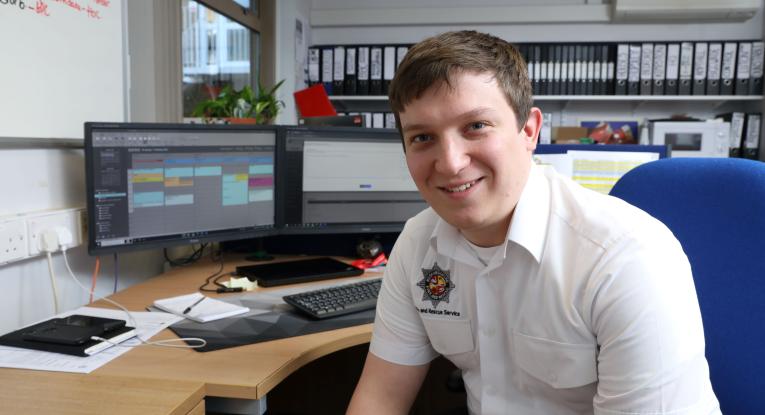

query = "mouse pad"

[{"left": 167, "top": 307, "right": 375, "bottom": 352}]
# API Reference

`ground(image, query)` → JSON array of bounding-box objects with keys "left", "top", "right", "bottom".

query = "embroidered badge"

[{"left": 417, "top": 262, "right": 456, "bottom": 308}]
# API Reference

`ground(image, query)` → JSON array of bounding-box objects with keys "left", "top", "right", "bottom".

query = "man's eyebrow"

[{"left": 401, "top": 107, "right": 495, "bottom": 134}]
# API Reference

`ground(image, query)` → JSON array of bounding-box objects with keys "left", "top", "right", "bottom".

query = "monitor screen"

[
  {"left": 277, "top": 126, "right": 427, "bottom": 234},
  {"left": 85, "top": 123, "right": 278, "bottom": 254}
]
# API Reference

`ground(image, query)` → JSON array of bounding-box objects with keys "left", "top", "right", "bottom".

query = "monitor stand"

[{"left": 244, "top": 239, "right": 274, "bottom": 262}]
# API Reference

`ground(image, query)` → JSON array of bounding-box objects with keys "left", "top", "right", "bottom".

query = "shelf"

[{"left": 329, "top": 95, "right": 763, "bottom": 102}]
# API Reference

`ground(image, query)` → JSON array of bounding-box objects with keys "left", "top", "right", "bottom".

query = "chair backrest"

[{"left": 609, "top": 157, "right": 765, "bottom": 415}]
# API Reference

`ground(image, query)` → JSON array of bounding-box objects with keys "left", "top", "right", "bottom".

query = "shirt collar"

[
  {"left": 507, "top": 164, "right": 550, "bottom": 263},
  {"left": 428, "top": 164, "right": 551, "bottom": 264}
]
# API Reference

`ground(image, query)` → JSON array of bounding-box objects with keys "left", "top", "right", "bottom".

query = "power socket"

[
  {"left": 0, "top": 218, "right": 29, "bottom": 264},
  {"left": 27, "top": 209, "right": 83, "bottom": 256}
]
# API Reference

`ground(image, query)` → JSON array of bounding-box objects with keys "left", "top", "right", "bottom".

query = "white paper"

[
  {"left": 153, "top": 293, "right": 249, "bottom": 323},
  {"left": 568, "top": 150, "right": 659, "bottom": 194},
  {"left": 0, "top": 307, "right": 181, "bottom": 374}
]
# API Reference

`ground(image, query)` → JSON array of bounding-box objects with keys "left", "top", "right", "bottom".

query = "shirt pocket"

[
  {"left": 422, "top": 318, "right": 476, "bottom": 369},
  {"left": 513, "top": 331, "right": 598, "bottom": 389}
]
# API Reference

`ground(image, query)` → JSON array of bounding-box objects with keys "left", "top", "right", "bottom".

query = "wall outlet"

[
  {"left": 0, "top": 218, "right": 29, "bottom": 264},
  {"left": 27, "top": 209, "right": 84, "bottom": 255}
]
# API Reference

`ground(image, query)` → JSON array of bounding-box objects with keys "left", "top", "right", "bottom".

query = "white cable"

[
  {"left": 60, "top": 246, "right": 206, "bottom": 349},
  {"left": 45, "top": 252, "right": 60, "bottom": 314}
]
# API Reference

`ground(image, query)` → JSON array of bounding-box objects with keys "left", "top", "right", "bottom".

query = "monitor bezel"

[{"left": 84, "top": 122, "right": 281, "bottom": 255}]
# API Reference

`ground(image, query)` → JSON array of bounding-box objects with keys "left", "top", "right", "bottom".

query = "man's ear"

[{"left": 521, "top": 107, "right": 543, "bottom": 151}]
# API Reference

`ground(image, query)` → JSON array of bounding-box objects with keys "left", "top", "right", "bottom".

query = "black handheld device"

[{"left": 21, "top": 315, "right": 126, "bottom": 346}]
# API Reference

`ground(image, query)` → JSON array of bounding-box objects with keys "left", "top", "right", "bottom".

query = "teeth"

[{"left": 446, "top": 181, "right": 475, "bottom": 193}]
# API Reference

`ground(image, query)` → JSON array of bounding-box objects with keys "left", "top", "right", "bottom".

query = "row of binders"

[
  {"left": 308, "top": 45, "right": 409, "bottom": 96},
  {"left": 719, "top": 112, "right": 761, "bottom": 159},
  {"left": 309, "top": 41, "right": 764, "bottom": 97}
]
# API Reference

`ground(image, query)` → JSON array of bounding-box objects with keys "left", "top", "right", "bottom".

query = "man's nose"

[{"left": 434, "top": 136, "right": 470, "bottom": 175}]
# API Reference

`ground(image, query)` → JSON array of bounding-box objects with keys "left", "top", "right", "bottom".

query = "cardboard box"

[{"left": 553, "top": 126, "right": 589, "bottom": 142}]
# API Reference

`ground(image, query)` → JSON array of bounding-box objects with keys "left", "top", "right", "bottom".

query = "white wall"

[
  {"left": 275, "top": 0, "right": 313, "bottom": 125},
  {"left": 0, "top": 2, "right": 170, "bottom": 335},
  {"left": 310, "top": 0, "right": 763, "bottom": 45}
]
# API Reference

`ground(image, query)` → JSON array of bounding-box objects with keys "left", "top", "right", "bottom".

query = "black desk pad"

[{"left": 167, "top": 301, "right": 375, "bottom": 353}]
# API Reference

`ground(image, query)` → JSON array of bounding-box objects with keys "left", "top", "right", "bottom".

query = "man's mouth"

[{"left": 443, "top": 179, "right": 480, "bottom": 193}]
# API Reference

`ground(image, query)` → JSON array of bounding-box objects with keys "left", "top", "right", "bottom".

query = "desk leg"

[{"left": 206, "top": 396, "right": 267, "bottom": 415}]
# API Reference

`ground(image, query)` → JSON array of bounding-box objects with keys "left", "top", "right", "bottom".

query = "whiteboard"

[{"left": 0, "top": 0, "right": 125, "bottom": 139}]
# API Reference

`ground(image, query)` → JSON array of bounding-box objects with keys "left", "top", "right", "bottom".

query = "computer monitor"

[
  {"left": 276, "top": 126, "right": 427, "bottom": 234},
  {"left": 85, "top": 123, "right": 279, "bottom": 255}
]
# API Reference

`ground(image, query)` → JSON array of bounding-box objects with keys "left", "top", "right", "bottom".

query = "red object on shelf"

[
  {"left": 293, "top": 84, "right": 337, "bottom": 117},
  {"left": 351, "top": 253, "right": 388, "bottom": 270}
]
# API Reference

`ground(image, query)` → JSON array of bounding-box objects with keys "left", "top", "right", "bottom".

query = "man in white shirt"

[{"left": 346, "top": 31, "right": 720, "bottom": 415}]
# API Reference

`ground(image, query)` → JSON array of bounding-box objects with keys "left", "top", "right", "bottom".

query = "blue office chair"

[{"left": 609, "top": 157, "right": 765, "bottom": 415}]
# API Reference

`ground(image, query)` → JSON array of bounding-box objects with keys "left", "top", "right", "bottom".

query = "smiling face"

[{"left": 400, "top": 71, "right": 541, "bottom": 247}]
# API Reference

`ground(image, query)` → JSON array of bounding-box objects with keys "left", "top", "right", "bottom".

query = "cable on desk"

[
  {"left": 90, "top": 256, "right": 100, "bottom": 304},
  {"left": 164, "top": 244, "right": 208, "bottom": 267},
  {"left": 60, "top": 248, "right": 207, "bottom": 350},
  {"left": 45, "top": 251, "right": 61, "bottom": 314},
  {"left": 113, "top": 252, "right": 119, "bottom": 294},
  {"left": 199, "top": 248, "right": 238, "bottom": 293}
]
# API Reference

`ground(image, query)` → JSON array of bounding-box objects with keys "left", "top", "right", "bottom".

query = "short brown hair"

[{"left": 389, "top": 30, "right": 532, "bottom": 134}]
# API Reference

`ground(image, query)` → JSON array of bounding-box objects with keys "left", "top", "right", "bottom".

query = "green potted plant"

[{"left": 192, "top": 80, "right": 285, "bottom": 124}]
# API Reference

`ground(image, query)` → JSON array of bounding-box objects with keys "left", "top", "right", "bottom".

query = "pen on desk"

[{"left": 183, "top": 296, "right": 206, "bottom": 314}]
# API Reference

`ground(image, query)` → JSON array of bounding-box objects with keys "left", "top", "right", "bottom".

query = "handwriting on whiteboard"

[{"left": 0, "top": 0, "right": 110, "bottom": 19}]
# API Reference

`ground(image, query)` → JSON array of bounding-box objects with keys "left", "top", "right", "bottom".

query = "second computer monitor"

[{"left": 277, "top": 126, "right": 427, "bottom": 234}]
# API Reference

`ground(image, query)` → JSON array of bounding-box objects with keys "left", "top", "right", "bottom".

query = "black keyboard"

[{"left": 283, "top": 278, "right": 382, "bottom": 319}]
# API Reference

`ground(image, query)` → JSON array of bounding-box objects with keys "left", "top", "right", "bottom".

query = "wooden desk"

[
  {"left": 0, "top": 256, "right": 376, "bottom": 413},
  {"left": 93, "top": 256, "right": 376, "bottom": 401},
  {"left": 0, "top": 370, "right": 205, "bottom": 415}
]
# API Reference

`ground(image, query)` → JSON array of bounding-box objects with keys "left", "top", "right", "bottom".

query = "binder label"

[
  {"left": 750, "top": 42, "right": 764, "bottom": 78},
  {"left": 308, "top": 49, "right": 320, "bottom": 83},
  {"left": 693, "top": 43, "right": 708, "bottom": 80},
  {"left": 640, "top": 43, "right": 654, "bottom": 80},
  {"left": 737, "top": 42, "right": 752, "bottom": 80},
  {"left": 370, "top": 48, "right": 382, "bottom": 80},
  {"left": 383, "top": 46, "right": 396, "bottom": 81},
  {"left": 653, "top": 44, "right": 667, "bottom": 81},
  {"left": 358, "top": 47, "right": 370, "bottom": 80},
  {"left": 322, "top": 49, "right": 333, "bottom": 83},
  {"left": 346, "top": 48, "right": 356, "bottom": 76},
  {"left": 744, "top": 114, "right": 761, "bottom": 148},
  {"left": 680, "top": 42, "right": 694, "bottom": 80},
  {"left": 628, "top": 45, "right": 641, "bottom": 83},
  {"left": 707, "top": 43, "right": 722, "bottom": 81},
  {"left": 334, "top": 46, "right": 345, "bottom": 81},
  {"left": 396, "top": 46, "right": 409, "bottom": 69},
  {"left": 666, "top": 44, "right": 680, "bottom": 80},
  {"left": 722, "top": 43, "right": 738, "bottom": 80},
  {"left": 616, "top": 44, "right": 629, "bottom": 81}
]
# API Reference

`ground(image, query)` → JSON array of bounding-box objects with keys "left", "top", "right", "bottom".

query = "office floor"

[{"left": 230, "top": 343, "right": 468, "bottom": 415}]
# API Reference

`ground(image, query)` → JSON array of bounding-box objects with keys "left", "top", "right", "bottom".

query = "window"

[{"left": 181, "top": 0, "right": 261, "bottom": 117}]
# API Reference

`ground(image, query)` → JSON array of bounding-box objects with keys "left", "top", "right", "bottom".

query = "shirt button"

[{"left": 548, "top": 371, "right": 558, "bottom": 383}]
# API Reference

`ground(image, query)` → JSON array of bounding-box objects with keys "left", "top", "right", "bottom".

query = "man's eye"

[
  {"left": 411, "top": 135, "right": 431, "bottom": 144},
  {"left": 468, "top": 122, "right": 486, "bottom": 130}
]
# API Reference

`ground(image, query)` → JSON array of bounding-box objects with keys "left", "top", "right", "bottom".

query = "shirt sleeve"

[
  {"left": 586, "top": 223, "right": 720, "bottom": 414},
  {"left": 369, "top": 224, "right": 439, "bottom": 366}
]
